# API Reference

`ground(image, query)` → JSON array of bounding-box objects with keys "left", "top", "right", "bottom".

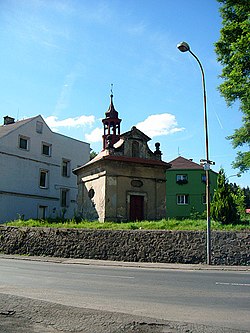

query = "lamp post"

[{"left": 177, "top": 41, "right": 213, "bottom": 265}]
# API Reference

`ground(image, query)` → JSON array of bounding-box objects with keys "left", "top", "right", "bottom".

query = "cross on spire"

[{"left": 102, "top": 85, "right": 122, "bottom": 150}]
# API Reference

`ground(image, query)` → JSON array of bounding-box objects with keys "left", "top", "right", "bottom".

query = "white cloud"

[
  {"left": 44, "top": 115, "right": 95, "bottom": 131},
  {"left": 81, "top": 113, "right": 184, "bottom": 144},
  {"left": 136, "top": 113, "right": 184, "bottom": 138},
  {"left": 85, "top": 127, "right": 103, "bottom": 143}
]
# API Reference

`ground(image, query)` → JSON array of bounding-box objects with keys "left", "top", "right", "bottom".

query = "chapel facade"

[{"left": 73, "top": 94, "right": 171, "bottom": 222}]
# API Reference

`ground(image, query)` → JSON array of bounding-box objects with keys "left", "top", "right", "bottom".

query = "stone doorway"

[{"left": 129, "top": 195, "right": 144, "bottom": 221}]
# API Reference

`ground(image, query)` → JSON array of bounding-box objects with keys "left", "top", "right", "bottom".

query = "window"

[
  {"left": 62, "top": 159, "right": 71, "bottom": 177},
  {"left": 19, "top": 136, "right": 30, "bottom": 150},
  {"left": 36, "top": 121, "right": 43, "bottom": 133},
  {"left": 42, "top": 142, "right": 51, "bottom": 156},
  {"left": 61, "top": 189, "right": 69, "bottom": 207},
  {"left": 88, "top": 188, "right": 95, "bottom": 199},
  {"left": 39, "top": 170, "right": 49, "bottom": 188},
  {"left": 177, "top": 194, "right": 189, "bottom": 205},
  {"left": 202, "top": 194, "right": 206, "bottom": 204},
  {"left": 132, "top": 141, "right": 139, "bottom": 157},
  {"left": 176, "top": 174, "right": 188, "bottom": 181},
  {"left": 202, "top": 194, "right": 212, "bottom": 205},
  {"left": 38, "top": 205, "right": 47, "bottom": 219},
  {"left": 176, "top": 174, "right": 188, "bottom": 184},
  {"left": 201, "top": 174, "right": 206, "bottom": 183}
]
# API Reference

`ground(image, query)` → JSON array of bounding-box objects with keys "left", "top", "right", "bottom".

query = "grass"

[{"left": 4, "top": 217, "right": 250, "bottom": 231}]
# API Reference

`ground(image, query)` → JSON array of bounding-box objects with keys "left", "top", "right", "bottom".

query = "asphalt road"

[{"left": 0, "top": 257, "right": 249, "bottom": 332}]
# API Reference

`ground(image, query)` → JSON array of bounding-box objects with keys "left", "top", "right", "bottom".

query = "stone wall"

[{"left": 0, "top": 226, "right": 249, "bottom": 265}]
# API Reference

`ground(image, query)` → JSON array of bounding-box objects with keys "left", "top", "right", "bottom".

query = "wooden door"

[{"left": 129, "top": 195, "right": 144, "bottom": 221}]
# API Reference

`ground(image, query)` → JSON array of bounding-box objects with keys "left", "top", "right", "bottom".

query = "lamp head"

[{"left": 177, "top": 41, "right": 190, "bottom": 52}]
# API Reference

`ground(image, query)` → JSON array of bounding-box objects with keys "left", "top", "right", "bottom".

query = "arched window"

[
  {"left": 132, "top": 141, "right": 139, "bottom": 157},
  {"left": 104, "top": 122, "right": 109, "bottom": 135}
]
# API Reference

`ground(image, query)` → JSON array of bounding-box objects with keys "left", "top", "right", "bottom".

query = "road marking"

[
  {"left": 92, "top": 274, "right": 135, "bottom": 279},
  {"left": 70, "top": 272, "right": 135, "bottom": 279},
  {"left": 216, "top": 282, "right": 250, "bottom": 287}
]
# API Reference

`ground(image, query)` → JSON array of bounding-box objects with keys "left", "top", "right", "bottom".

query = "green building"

[{"left": 166, "top": 156, "right": 218, "bottom": 219}]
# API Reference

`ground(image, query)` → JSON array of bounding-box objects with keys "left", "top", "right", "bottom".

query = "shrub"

[{"left": 211, "top": 168, "right": 240, "bottom": 224}]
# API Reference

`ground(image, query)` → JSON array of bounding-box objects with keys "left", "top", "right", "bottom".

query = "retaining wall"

[{"left": 0, "top": 227, "right": 249, "bottom": 265}]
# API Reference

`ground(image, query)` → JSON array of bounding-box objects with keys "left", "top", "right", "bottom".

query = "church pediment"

[
  {"left": 112, "top": 126, "right": 160, "bottom": 160},
  {"left": 121, "top": 126, "right": 151, "bottom": 142}
]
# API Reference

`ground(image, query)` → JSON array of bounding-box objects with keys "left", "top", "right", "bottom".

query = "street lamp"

[{"left": 177, "top": 41, "right": 214, "bottom": 265}]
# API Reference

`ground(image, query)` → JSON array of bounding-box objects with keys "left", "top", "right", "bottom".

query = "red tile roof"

[{"left": 168, "top": 156, "right": 203, "bottom": 170}]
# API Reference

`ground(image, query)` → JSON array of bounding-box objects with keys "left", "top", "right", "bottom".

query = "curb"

[{"left": 0, "top": 254, "right": 249, "bottom": 271}]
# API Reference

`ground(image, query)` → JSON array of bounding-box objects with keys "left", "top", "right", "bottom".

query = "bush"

[{"left": 211, "top": 168, "right": 241, "bottom": 224}]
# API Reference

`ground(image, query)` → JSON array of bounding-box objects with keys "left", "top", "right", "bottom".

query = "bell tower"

[{"left": 102, "top": 91, "right": 121, "bottom": 150}]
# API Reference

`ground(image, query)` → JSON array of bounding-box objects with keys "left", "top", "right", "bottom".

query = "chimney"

[{"left": 4, "top": 116, "right": 15, "bottom": 125}]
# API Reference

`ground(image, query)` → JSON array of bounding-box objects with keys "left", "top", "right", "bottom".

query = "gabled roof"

[
  {"left": 121, "top": 126, "right": 151, "bottom": 142},
  {"left": 0, "top": 114, "right": 89, "bottom": 146},
  {"left": 0, "top": 116, "right": 38, "bottom": 139},
  {"left": 168, "top": 156, "right": 203, "bottom": 170}
]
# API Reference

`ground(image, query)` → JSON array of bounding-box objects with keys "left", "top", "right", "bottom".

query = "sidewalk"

[
  {"left": 0, "top": 254, "right": 249, "bottom": 271},
  {"left": 2, "top": 293, "right": 246, "bottom": 333}
]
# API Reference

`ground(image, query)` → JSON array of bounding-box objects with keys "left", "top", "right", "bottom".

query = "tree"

[
  {"left": 90, "top": 150, "right": 98, "bottom": 160},
  {"left": 214, "top": 0, "right": 250, "bottom": 172},
  {"left": 211, "top": 168, "right": 240, "bottom": 224},
  {"left": 231, "top": 184, "right": 246, "bottom": 217},
  {"left": 243, "top": 186, "right": 250, "bottom": 208}
]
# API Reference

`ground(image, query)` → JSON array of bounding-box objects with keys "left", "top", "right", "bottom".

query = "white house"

[{"left": 0, "top": 115, "right": 90, "bottom": 223}]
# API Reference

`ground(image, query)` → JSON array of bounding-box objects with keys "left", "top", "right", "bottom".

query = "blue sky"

[{"left": 0, "top": 0, "right": 249, "bottom": 187}]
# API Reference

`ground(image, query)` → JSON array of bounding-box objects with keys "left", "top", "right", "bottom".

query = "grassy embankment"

[{"left": 5, "top": 217, "right": 250, "bottom": 231}]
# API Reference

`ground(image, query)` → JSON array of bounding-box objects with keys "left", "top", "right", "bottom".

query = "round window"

[{"left": 88, "top": 188, "right": 95, "bottom": 199}]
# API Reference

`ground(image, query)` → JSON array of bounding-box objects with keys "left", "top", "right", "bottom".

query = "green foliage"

[
  {"left": 90, "top": 150, "right": 98, "bottom": 160},
  {"left": 211, "top": 168, "right": 242, "bottom": 224},
  {"left": 231, "top": 184, "right": 246, "bottom": 217},
  {"left": 190, "top": 207, "right": 206, "bottom": 220},
  {"left": 129, "top": 224, "right": 139, "bottom": 230},
  {"left": 231, "top": 150, "right": 250, "bottom": 173},
  {"left": 215, "top": 0, "right": 250, "bottom": 172},
  {"left": 243, "top": 186, "right": 250, "bottom": 208},
  {"left": 5, "top": 217, "right": 249, "bottom": 231}
]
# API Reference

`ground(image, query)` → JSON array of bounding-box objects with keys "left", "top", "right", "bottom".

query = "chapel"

[{"left": 73, "top": 94, "right": 171, "bottom": 222}]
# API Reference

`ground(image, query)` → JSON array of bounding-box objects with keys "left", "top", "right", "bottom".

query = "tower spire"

[
  {"left": 110, "top": 84, "right": 114, "bottom": 108},
  {"left": 102, "top": 85, "right": 122, "bottom": 150}
]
